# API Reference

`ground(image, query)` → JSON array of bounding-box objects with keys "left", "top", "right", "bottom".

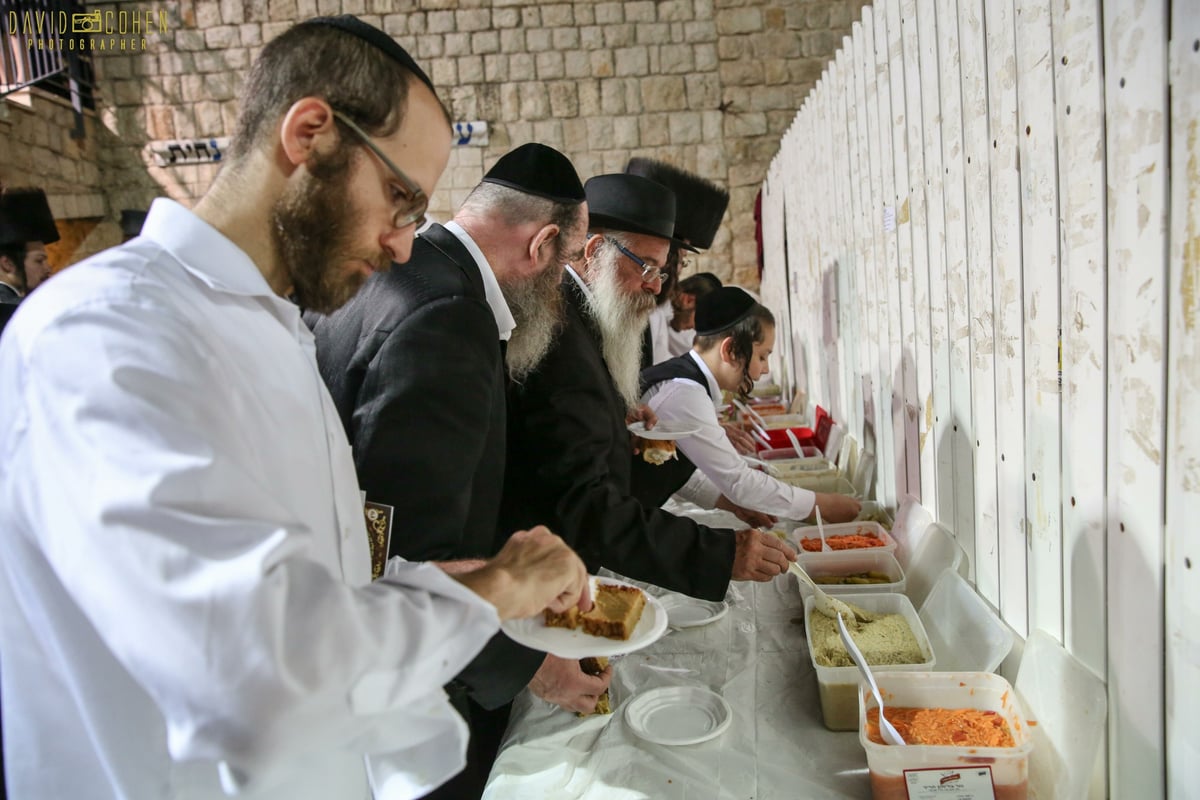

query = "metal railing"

[{"left": 1, "top": 0, "right": 96, "bottom": 137}]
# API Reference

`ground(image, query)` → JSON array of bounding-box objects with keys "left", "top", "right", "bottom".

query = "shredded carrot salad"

[
  {"left": 800, "top": 533, "right": 887, "bottom": 551},
  {"left": 866, "top": 707, "right": 1016, "bottom": 747}
]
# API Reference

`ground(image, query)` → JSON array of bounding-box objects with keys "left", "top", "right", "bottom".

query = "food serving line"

[{"left": 484, "top": 500, "right": 1105, "bottom": 799}]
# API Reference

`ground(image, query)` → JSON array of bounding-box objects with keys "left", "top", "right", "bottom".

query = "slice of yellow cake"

[{"left": 543, "top": 584, "right": 647, "bottom": 640}]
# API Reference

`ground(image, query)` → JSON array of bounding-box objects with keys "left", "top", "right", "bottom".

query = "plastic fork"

[
  {"left": 815, "top": 505, "right": 831, "bottom": 552},
  {"left": 732, "top": 397, "right": 768, "bottom": 429},
  {"left": 837, "top": 612, "right": 906, "bottom": 746}
]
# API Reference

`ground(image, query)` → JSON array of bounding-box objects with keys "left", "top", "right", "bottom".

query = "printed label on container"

[{"left": 903, "top": 767, "right": 995, "bottom": 799}]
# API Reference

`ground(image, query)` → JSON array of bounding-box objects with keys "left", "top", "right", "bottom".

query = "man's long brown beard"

[{"left": 271, "top": 148, "right": 389, "bottom": 314}]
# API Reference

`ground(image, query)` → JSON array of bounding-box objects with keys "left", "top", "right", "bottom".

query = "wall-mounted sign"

[
  {"left": 147, "top": 138, "right": 229, "bottom": 166},
  {"left": 453, "top": 121, "right": 487, "bottom": 147}
]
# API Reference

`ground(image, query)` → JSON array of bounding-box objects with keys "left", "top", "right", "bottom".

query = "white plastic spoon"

[
  {"left": 785, "top": 426, "right": 805, "bottom": 458},
  {"left": 837, "top": 612, "right": 906, "bottom": 746},
  {"left": 787, "top": 561, "right": 864, "bottom": 622}
]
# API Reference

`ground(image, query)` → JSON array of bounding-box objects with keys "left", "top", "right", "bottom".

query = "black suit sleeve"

[
  {"left": 350, "top": 295, "right": 498, "bottom": 561},
  {"left": 512, "top": 347, "right": 736, "bottom": 601}
]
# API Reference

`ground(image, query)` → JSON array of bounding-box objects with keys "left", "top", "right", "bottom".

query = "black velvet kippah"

[
  {"left": 482, "top": 143, "right": 585, "bottom": 203},
  {"left": 695, "top": 287, "right": 758, "bottom": 336},
  {"left": 300, "top": 15, "right": 435, "bottom": 94}
]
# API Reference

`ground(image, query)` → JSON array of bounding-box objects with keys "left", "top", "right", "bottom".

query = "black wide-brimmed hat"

[
  {"left": 624, "top": 158, "right": 729, "bottom": 250},
  {"left": 120, "top": 209, "right": 148, "bottom": 238},
  {"left": 695, "top": 287, "right": 758, "bottom": 335},
  {"left": 584, "top": 174, "right": 693, "bottom": 250},
  {"left": 0, "top": 187, "right": 60, "bottom": 247},
  {"left": 482, "top": 143, "right": 585, "bottom": 204}
]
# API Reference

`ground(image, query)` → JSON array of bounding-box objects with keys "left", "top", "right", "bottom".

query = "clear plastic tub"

[
  {"left": 791, "top": 521, "right": 896, "bottom": 555},
  {"left": 858, "top": 671, "right": 1034, "bottom": 800},
  {"left": 759, "top": 445, "right": 823, "bottom": 460},
  {"left": 778, "top": 473, "right": 858, "bottom": 495},
  {"left": 796, "top": 550, "right": 905, "bottom": 599},
  {"left": 804, "top": 592, "right": 935, "bottom": 730},
  {"left": 761, "top": 413, "right": 810, "bottom": 429},
  {"left": 918, "top": 570, "right": 1013, "bottom": 674}
]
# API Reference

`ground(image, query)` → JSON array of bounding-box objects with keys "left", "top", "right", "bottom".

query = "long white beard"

[
  {"left": 584, "top": 251, "right": 656, "bottom": 408},
  {"left": 503, "top": 264, "right": 564, "bottom": 383}
]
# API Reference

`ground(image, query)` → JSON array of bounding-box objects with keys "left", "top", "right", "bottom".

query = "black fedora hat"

[
  {"left": 584, "top": 174, "right": 694, "bottom": 251},
  {"left": 120, "top": 209, "right": 148, "bottom": 238},
  {"left": 624, "top": 158, "right": 728, "bottom": 250},
  {"left": 0, "top": 187, "right": 60, "bottom": 247}
]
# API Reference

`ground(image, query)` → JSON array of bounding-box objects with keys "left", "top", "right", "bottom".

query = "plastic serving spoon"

[
  {"left": 815, "top": 505, "right": 832, "bottom": 552},
  {"left": 837, "top": 612, "right": 906, "bottom": 746},
  {"left": 785, "top": 427, "right": 805, "bottom": 459},
  {"left": 787, "top": 561, "right": 867, "bottom": 622}
]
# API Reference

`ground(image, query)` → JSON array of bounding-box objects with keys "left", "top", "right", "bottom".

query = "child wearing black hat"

[{"left": 635, "top": 287, "right": 862, "bottom": 524}]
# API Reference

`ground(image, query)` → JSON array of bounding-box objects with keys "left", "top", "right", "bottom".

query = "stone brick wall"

[{"left": 2, "top": 0, "right": 868, "bottom": 284}]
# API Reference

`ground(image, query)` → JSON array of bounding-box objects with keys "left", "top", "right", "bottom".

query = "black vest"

[{"left": 630, "top": 353, "right": 712, "bottom": 509}]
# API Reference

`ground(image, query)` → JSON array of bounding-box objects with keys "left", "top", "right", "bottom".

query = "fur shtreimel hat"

[{"left": 624, "top": 158, "right": 729, "bottom": 250}]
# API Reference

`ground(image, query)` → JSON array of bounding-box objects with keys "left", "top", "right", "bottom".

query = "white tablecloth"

[{"left": 483, "top": 531, "right": 875, "bottom": 799}]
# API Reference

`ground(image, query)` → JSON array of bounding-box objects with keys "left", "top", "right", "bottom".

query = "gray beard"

[
  {"left": 585, "top": 252, "right": 655, "bottom": 408},
  {"left": 503, "top": 264, "right": 564, "bottom": 383}
]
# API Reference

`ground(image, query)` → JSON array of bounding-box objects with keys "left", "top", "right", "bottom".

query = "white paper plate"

[
  {"left": 627, "top": 420, "right": 701, "bottom": 440},
  {"left": 624, "top": 686, "right": 733, "bottom": 746},
  {"left": 658, "top": 594, "right": 729, "bottom": 629},
  {"left": 500, "top": 576, "right": 668, "bottom": 658}
]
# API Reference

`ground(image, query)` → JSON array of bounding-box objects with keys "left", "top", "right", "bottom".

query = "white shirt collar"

[
  {"left": 564, "top": 263, "right": 592, "bottom": 301},
  {"left": 688, "top": 350, "right": 723, "bottom": 410},
  {"left": 141, "top": 198, "right": 305, "bottom": 337},
  {"left": 441, "top": 220, "right": 516, "bottom": 341}
]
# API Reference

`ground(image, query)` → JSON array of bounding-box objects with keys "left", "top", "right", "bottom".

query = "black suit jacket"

[
  {"left": 501, "top": 276, "right": 737, "bottom": 601},
  {"left": 308, "top": 223, "right": 542, "bottom": 708}
]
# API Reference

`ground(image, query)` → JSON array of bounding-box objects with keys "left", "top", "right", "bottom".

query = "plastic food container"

[
  {"left": 918, "top": 570, "right": 1013, "bottom": 674},
  {"left": 804, "top": 592, "right": 935, "bottom": 730},
  {"left": 778, "top": 473, "right": 858, "bottom": 495},
  {"left": 858, "top": 671, "right": 1033, "bottom": 800},
  {"left": 796, "top": 550, "right": 905, "bottom": 599},
  {"left": 759, "top": 445, "right": 823, "bottom": 460},
  {"left": 792, "top": 521, "right": 896, "bottom": 554}
]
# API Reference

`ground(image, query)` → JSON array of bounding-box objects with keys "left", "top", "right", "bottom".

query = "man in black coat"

[
  {"left": 308, "top": 144, "right": 598, "bottom": 798},
  {"left": 0, "top": 187, "right": 60, "bottom": 337},
  {"left": 501, "top": 174, "right": 797, "bottom": 603}
]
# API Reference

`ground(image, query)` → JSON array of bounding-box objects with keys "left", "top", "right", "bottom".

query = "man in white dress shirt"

[{"left": 0, "top": 16, "right": 589, "bottom": 800}]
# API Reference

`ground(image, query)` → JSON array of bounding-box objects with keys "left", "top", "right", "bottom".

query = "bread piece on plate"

[
  {"left": 542, "top": 583, "right": 647, "bottom": 641},
  {"left": 578, "top": 656, "right": 612, "bottom": 716},
  {"left": 640, "top": 438, "right": 677, "bottom": 465}
]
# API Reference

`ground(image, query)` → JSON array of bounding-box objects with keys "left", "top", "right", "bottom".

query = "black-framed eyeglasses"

[
  {"left": 605, "top": 236, "right": 667, "bottom": 284},
  {"left": 332, "top": 110, "right": 429, "bottom": 229}
]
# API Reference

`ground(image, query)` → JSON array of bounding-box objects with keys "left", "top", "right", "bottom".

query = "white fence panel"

[
  {"left": 1015, "top": 0, "right": 1065, "bottom": 644},
  {"left": 957, "top": 0, "right": 1002, "bottom": 607},
  {"left": 1104, "top": 0, "right": 1168, "bottom": 795},
  {"left": 984, "top": 0, "right": 1030, "bottom": 633},
  {"left": 935, "top": 0, "right": 977, "bottom": 577},
  {"left": 884, "top": 0, "right": 922, "bottom": 502},
  {"left": 917, "top": 0, "right": 955, "bottom": 529},
  {"left": 1166, "top": 4, "right": 1200, "bottom": 793},
  {"left": 1050, "top": 0, "right": 1108, "bottom": 681}
]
